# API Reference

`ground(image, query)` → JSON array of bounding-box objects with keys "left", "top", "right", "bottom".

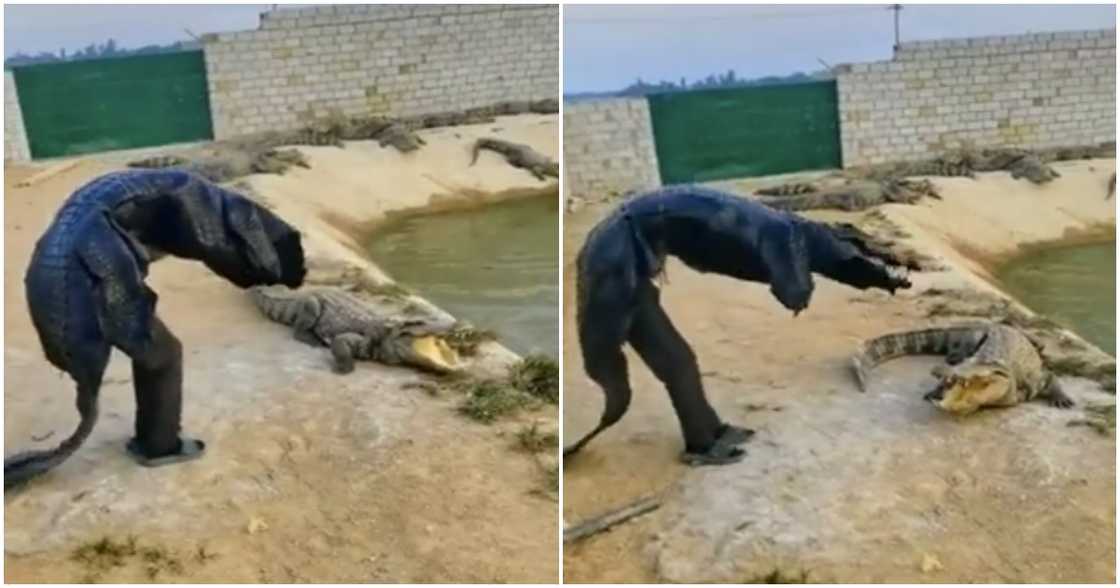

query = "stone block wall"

[
  {"left": 837, "top": 28, "right": 1116, "bottom": 167},
  {"left": 563, "top": 98, "right": 661, "bottom": 205},
  {"left": 5, "top": 71, "right": 31, "bottom": 161},
  {"left": 203, "top": 4, "right": 558, "bottom": 138}
]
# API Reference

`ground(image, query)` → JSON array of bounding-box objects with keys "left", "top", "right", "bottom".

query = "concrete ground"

[
  {"left": 4, "top": 115, "right": 560, "bottom": 583},
  {"left": 562, "top": 160, "right": 1116, "bottom": 583}
]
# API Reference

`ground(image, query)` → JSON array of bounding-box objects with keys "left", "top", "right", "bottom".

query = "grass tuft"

[
  {"left": 71, "top": 536, "right": 189, "bottom": 580},
  {"left": 71, "top": 536, "right": 137, "bottom": 571},
  {"left": 452, "top": 354, "right": 558, "bottom": 424},
  {"left": 515, "top": 422, "right": 558, "bottom": 453},
  {"left": 509, "top": 354, "right": 559, "bottom": 404},
  {"left": 458, "top": 379, "right": 533, "bottom": 423}
]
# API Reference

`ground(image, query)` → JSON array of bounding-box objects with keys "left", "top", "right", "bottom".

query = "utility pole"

[{"left": 889, "top": 4, "right": 903, "bottom": 53}]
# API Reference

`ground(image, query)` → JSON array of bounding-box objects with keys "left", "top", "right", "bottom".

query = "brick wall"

[
  {"left": 203, "top": 4, "right": 558, "bottom": 139},
  {"left": 838, "top": 28, "right": 1116, "bottom": 167},
  {"left": 5, "top": 71, "right": 30, "bottom": 161},
  {"left": 563, "top": 98, "right": 661, "bottom": 206}
]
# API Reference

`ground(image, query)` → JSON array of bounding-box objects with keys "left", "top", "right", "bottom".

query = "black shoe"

[
  {"left": 681, "top": 442, "right": 745, "bottom": 466},
  {"left": 716, "top": 424, "right": 755, "bottom": 447},
  {"left": 126, "top": 437, "right": 206, "bottom": 468}
]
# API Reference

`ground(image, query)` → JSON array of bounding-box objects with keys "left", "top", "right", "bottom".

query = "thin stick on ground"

[
  {"left": 563, "top": 496, "right": 661, "bottom": 544},
  {"left": 15, "top": 159, "right": 84, "bottom": 188}
]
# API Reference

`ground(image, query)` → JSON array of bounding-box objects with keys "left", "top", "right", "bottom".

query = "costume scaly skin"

[
  {"left": 7, "top": 170, "right": 306, "bottom": 488},
  {"left": 570, "top": 185, "right": 911, "bottom": 465}
]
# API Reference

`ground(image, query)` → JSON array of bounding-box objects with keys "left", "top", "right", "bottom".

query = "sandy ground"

[
  {"left": 562, "top": 160, "right": 1116, "bottom": 583},
  {"left": 4, "top": 115, "right": 559, "bottom": 583}
]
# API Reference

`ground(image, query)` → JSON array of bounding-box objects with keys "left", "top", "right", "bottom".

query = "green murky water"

[
  {"left": 998, "top": 242, "right": 1116, "bottom": 355},
  {"left": 367, "top": 196, "right": 559, "bottom": 358}
]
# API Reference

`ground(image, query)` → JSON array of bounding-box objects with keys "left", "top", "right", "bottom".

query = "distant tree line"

[
  {"left": 5, "top": 38, "right": 202, "bottom": 68},
  {"left": 565, "top": 67, "right": 834, "bottom": 101}
]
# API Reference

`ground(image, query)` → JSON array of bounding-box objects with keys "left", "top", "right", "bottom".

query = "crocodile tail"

[
  {"left": 852, "top": 325, "right": 983, "bottom": 391},
  {"left": 5, "top": 387, "right": 98, "bottom": 488}
]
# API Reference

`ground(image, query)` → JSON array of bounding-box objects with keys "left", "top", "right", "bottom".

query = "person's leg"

[
  {"left": 128, "top": 316, "right": 204, "bottom": 465},
  {"left": 628, "top": 285, "right": 749, "bottom": 465}
]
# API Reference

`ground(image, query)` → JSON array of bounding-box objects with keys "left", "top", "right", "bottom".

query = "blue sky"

[
  {"left": 5, "top": 3, "right": 1114, "bottom": 91},
  {"left": 5, "top": 4, "right": 272, "bottom": 57},
  {"left": 564, "top": 4, "right": 1117, "bottom": 93}
]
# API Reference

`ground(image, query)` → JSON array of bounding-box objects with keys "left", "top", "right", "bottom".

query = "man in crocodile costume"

[
  {"left": 569, "top": 186, "right": 912, "bottom": 465},
  {"left": 6, "top": 170, "right": 306, "bottom": 488}
]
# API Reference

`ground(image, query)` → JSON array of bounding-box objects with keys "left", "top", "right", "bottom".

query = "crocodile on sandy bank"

[
  {"left": 849, "top": 147, "right": 1071, "bottom": 185},
  {"left": 125, "top": 118, "right": 424, "bottom": 183},
  {"left": 755, "top": 182, "right": 816, "bottom": 196},
  {"left": 250, "top": 285, "right": 464, "bottom": 375},
  {"left": 470, "top": 138, "right": 558, "bottom": 181},
  {"left": 757, "top": 177, "right": 941, "bottom": 212},
  {"left": 823, "top": 220, "right": 943, "bottom": 272},
  {"left": 853, "top": 323, "right": 1074, "bottom": 414},
  {"left": 128, "top": 149, "right": 311, "bottom": 183},
  {"left": 755, "top": 143, "right": 1116, "bottom": 212},
  {"left": 124, "top": 98, "right": 561, "bottom": 184}
]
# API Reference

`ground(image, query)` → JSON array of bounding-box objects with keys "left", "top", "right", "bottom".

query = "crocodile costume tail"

[
  {"left": 4, "top": 387, "right": 97, "bottom": 489},
  {"left": 853, "top": 325, "right": 985, "bottom": 391}
]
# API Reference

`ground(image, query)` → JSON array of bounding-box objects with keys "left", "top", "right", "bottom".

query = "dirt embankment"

[
  {"left": 5, "top": 115, "right": 559, "bottom": 583},
  {"left": 562, "top": 159, "right": 1115, "bottom": 583}
]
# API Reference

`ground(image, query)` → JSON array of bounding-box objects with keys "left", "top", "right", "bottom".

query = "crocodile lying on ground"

[
  {"left": 128, "top": 149, "right": 311, "bottom": 183},
  {"left": 851, "top": 147, "right": 1064, "bottom": 185},
  {"left": 126, "top": 118, "right": 424, "bottom": 183},
  {"left": 853, "top": 323, "right": 1074, "bottom": 414},
  {"left": 250, "top": 285, "right": 464, "bottom": 374},
  {"left": 824, "top": 220, "right": 943, "bottom": 272},
  {"left": 757, "top": 177, "right": 940, "bottom": 212},
  {"left": 250, "top": 118, "right": 425, "bottom": 153},
  {"left": 755, "top": 182, "right": 816, "bottom": 196},
  {"left": 470, "top": 138, "right": 558, "bottom": 180}
]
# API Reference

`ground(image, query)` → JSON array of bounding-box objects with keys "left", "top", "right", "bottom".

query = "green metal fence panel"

[
  {"left": 13, "top": 51, "right": 213, "bottom": 159},
  {"left": 647, "top": 81, "right": 842, "bottom": 184}
]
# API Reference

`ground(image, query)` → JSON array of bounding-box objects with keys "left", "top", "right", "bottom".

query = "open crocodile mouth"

[
  {"left": 932, "top": 370, "right": 1012, "bottom": 414},
  {"left": 410, "top": 335, "right": 465, "bottom": 373}
]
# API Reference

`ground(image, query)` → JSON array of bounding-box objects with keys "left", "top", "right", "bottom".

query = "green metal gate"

[
  {"left": 647, "top": 81, "right": 842, "bottom": 184},
  {"left": 12, "top": 51, "right": 213, "bottom": 159}
]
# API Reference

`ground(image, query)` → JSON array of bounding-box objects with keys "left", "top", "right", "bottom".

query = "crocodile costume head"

[{"left": 927, "top": 364, "right": 1013, "bottom": 414}]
